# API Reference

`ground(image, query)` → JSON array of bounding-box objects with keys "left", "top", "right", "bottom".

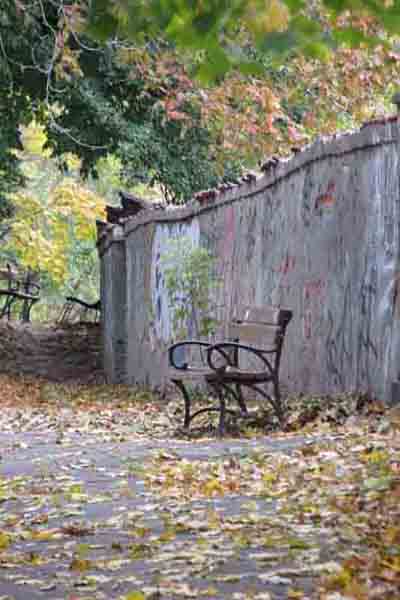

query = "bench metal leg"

[
  {"left": 218, "top": 391, "right": 226, "bottom": 437},
  {"left": 0, "top": 295, "right": 16, "bottom": 320},
  {"left": 171, "top": 379, "right": 191, "bottom": 429},
  {"left": 235, "top": 384, "right": 248, "bottom": 415},
  {"left": 21, "top": 298, "right": 36, "bottom": 322},
  {"left": 172, "top": 379, "right": 233, "bottom": 435},
  {"left": 233, "top": 380, "right": 285, "bottom": 426},
  {"left": 272, "top": 379, "right": 284, "bottom": 426}
]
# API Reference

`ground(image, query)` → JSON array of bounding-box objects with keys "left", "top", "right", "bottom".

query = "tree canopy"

[
  {"left": 0, "top": 0, "right": 231, "bottom": 209},
  {"left": 1, "top": 0, "right": 400, "bottom": 306},
  {"left": 87, "top": 0, "right": 400, "bottom": 79},
  {"left": 1, "top": 0, "right": 400, "bottom": 212}
]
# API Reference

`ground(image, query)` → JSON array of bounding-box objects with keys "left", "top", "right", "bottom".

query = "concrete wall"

[
  {"left": 100, "top": 225, "right": 127, "bottom": 383},
  {"left": 99, "top": 118, "right": 400, "bottom": 402}
]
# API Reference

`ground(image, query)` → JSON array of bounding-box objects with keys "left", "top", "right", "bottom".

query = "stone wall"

[{"left": 98, "top": 118, "right": 400, "bottom": 402}]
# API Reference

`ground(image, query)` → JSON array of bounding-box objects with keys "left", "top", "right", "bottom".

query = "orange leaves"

[
  {"left": 0, "top": 531, "right": 11, "bottom": 550},
  {"left": 0, "top": 373, "right": 44, "bottom": 407},
  {"left": 202, "top": 74, "right": 287, "bottom": 168}
]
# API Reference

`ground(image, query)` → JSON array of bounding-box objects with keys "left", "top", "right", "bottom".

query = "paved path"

[{"left": 0, "top": 431, "right": 320, "bottom": 600}]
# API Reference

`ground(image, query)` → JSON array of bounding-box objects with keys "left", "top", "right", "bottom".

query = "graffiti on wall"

[
  {"left": 101, "top": 118, "right": 400, "bottom": 400},
  {"left": 150, "top": 220, "right": 200, "bottom": 343}
]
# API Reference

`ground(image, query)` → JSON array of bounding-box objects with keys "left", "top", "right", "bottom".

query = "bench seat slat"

[{"left": 167, "top": 367, "right": 218, "bottom": 380}]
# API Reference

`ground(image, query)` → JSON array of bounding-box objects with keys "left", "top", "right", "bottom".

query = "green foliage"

[
  {"left": 87, "top": 0, "right": 400, "bottom": 80},
  {"left": 1, "top": 120, "right": 108, "bottom": 320},
  {"left": 0, "top": 0, "right": 399, "bottom": 261},
  {"left": 0, "top": 1, "right": 234, "bottom": 208},
  {"left": 161, "top": 237, "right": 220, "bottom": 338}
]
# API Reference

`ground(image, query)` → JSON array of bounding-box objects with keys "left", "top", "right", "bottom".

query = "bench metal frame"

[
  {"left": 168, "top": 305, "right": 292, "bottom": 435},
  {"left": 0, "top": 265, "right": 40, "bottom": 322}
]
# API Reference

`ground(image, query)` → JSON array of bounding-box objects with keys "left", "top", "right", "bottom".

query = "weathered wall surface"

[
  {"left": 100, "top": 226, "right": 127, "bottom": 383},
  {"left": 99, "top": 118, "right": 400, "bottom": 402}
]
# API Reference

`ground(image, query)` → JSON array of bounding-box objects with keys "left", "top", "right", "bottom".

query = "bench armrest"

[
  {"left": 207, "top": 341, "right": 274, "bottom": 375},
  {"left": 26, "top": 282, "right": 40, "bottom": 296},
  {"left": 168, "top": 340, "right": 212, "bottom": 370}
]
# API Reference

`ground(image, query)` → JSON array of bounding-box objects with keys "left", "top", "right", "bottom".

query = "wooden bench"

[
  {"left": 168, "top": 305, "right": 293, "bottom": 435},
  {"left": 0, "top": 265, "right": 40, "bottom": 322}
]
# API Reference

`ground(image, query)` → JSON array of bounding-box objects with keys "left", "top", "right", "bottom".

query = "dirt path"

[{"left": 0, "top": 322, "right": 102, "bottom": 383}]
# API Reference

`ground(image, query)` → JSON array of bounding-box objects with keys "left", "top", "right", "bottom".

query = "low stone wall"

[
  {"left": 99, "top": 118, "right": 400, "bottom": 403},
  {"left": 0, "top": 322, "right": 103, "bottom": 383}
]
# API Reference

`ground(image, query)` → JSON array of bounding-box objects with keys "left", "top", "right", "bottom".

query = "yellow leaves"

[
  {"left": 0, "top": 532, "right": 11, "bottom": 550},
  {"left": 52, "top": 181, "right": 106, "bottom": 228},
  {"left": 70, "top": 556, "right": 93, "bottom": 571},
  {"left": 19, "top": 121, "right": 51, "bottom": 158},
  {"left": 363, "top": 449, "right": 389, "bottom": 464},
  {"left": 6, "top": 123, "right": 107, "bottom": 286},
  {"left": 63, "top": 152, "right": 82, "bottom": 173},
  {"left": 129, "top": 543, "right": 153, "bottom": 560},
  {"left": 262, "top": 470, "right": 277, "bottom": 485},
  {"left": 10, "top": 192, "right": 43, "bottom": 218},
  {"left": 30, "top": 529, "right": 60, "bottom": 542},
  {"left": 324, "top": 566, "right": 353, "bottom": 590},
  {"left": 286, "top": 536, "right": 311, "bottom": 550},
  {"left": 207, "top": 509, "right": 221, "bottom": 530},
  {"left": 124, "top": 592, "right": 146, "bottom": 600},
  {"left": 247, "top": 0, "right": 290, "bottom": 36},
  {"left": 158, "top": 528, "right": 176, "bottom": 543},
  {"left": 324, "top": 568, "right": 369, "bottom": 600},
  {"left": 26, "top": 551, "right": 45, "bottom": 566},
  {"left": 382, "top": 524, "right": 400, "bottom": 545},
  {"left": 202, "top": 478, "right": 226, "bottom": 497},
  {"left": 65, "top": 484, "right": 89, "bottom": 503},
  {"left": 55, "top": 47, "right": 83, "bottom": 81},
  {"left": 287, "top": 590, "right": 304, "bottom": 599},
  {"left": 381, "top": 555, "right": 400, "bottom": 574}
]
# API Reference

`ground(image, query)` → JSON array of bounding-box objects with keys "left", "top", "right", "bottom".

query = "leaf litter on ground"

[{"left": 0, "top": 374, "right": 399, "bottom": 598}]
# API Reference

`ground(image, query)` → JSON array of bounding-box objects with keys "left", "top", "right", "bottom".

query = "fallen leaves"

[
  {"left": 0, "top": 532, "right": 11, "bottom": 550},
  {"left": 0, "top": 374, "right": 399, "bottom": 598}
]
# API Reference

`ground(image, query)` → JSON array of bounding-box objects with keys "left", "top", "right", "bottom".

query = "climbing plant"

[{"left": 161, "top": 237, "right": 220, "bottom": 339}]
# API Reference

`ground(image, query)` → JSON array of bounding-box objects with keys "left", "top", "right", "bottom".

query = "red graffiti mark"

[
  {"left": 273, "top": 255, "right": 296, "bottom": 274},
  {"left": 303, "top": 309, "right": 312, "bottom": 339},
  {"left": 303, "top": 280, "right": 326, "bottom": 340},
  {"left": 316, "top": 180, "right": 336, "bottom": 209},
  {"left": 304, "top": 279, "right": 325, "bottom": 299}
]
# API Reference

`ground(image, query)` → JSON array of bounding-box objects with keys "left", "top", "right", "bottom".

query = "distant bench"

[{"left": 0, "top": 265, "right": 40, "bottom": 322}]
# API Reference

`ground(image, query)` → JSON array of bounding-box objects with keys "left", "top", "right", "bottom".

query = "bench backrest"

[
  {"left": 0, "top": 265, "right": 40, "bottom": 297},
  {"left": 22, "top": 270, "right": 40, "bottom": 296},
  {"left": 229, "top": 305, "right": 292, "bottom": 366},
  {"left": 0, "top": 265, "right": 19, "bottom": 291}
]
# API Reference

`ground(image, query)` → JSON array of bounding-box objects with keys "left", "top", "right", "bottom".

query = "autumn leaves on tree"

[{"left": 1, "top": 0, "right": 400, "bottom": 308}]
